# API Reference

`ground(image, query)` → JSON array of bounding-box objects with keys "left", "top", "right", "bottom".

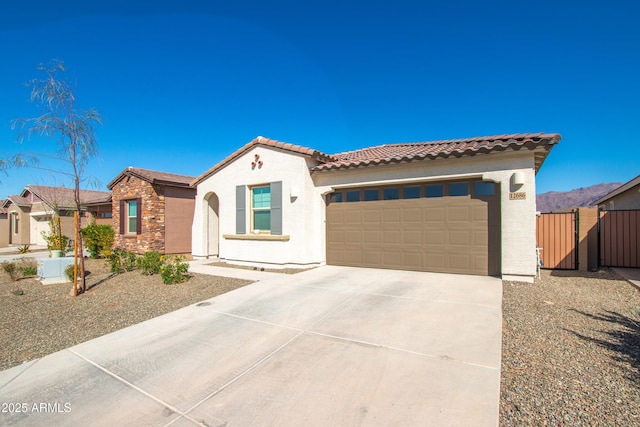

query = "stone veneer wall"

[{"left": 111, "top": 175, "right": 165, "bottom": 254}]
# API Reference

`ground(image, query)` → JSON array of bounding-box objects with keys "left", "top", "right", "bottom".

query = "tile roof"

[
  {"left": 108, "top": 167, "right": 196, "bottom": 189},
  {"left": 191, "top": 136, "right": 335, "bottom": 186},
  {"left": 593, "top": 173, "right": 640, "bottom": 206},
  {"left": 4, "top": 195, "right": 31, "bottom": 208},
  {"left": 313, "top": 133, "right": 561, "bottom": 172},
  {"left": 191, "top": 133, "right": 561, "bottom": 186},
  {"left": 25, "top": 186, "right": 112, "bottom": 209}
]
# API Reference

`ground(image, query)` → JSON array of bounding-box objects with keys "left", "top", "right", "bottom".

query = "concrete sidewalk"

[
  {"left": 188, "top": 259, "right": 285, "bottom": 281},
  {"left": 612, "top": 267, "right": 640, "bottom": 290},
  {"left": 0, "top": 266, "right": 502, "bottom": 426}
]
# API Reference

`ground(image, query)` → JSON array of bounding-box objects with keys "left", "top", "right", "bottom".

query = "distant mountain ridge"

[{"left": 536, "top": 183, "right": 622, "bottom": 213}]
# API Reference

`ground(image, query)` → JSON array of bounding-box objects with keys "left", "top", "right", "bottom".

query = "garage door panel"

[
  {"left": 326, "top": 183, "right": 498, "bottom": 276},
  {"left": 448, "top": 206, "right": 471, "bottom": 222}
]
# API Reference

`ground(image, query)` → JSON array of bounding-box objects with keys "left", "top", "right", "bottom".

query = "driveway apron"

[{"left": 0, "top": 266, "right": 503, "bottom": 426}]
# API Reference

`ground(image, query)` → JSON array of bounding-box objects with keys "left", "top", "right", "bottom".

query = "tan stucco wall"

[
  {"left": 0, "top": 215, "right": 8, "bottom": 248},
  {"left": 164, "top": 186, "right": 196, "bottom": 254},
  {"left": 602, "top": 184, "right": 640, "bottom": 210},
  {"left": 7, "top": 205, "right": 30, "bottom": 245}
]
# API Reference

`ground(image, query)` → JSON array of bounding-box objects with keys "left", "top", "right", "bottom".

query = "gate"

[
  {"left": 536, "top": 212, "right": 577, "bottom": 269},
  {"left": 599, "top": 210, "right": 640, "bottom": 268}
]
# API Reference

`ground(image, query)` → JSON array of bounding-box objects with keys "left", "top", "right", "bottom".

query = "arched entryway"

[{"left": 204, "top": 192, "right": 219, "bottom": 257}]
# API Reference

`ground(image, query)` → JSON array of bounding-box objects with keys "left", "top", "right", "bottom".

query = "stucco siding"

[
  {"left": 603, "top": 185, "right": 640, "bottom": 210},
  {"left": 192, "top": 146, "right": 321, "bottom": 266},
  {"left": 164, "top": 186, "right": 196, "bottom": 254},
  {"left": 0, "top": 215, "right": 8, "bottom": 248}
]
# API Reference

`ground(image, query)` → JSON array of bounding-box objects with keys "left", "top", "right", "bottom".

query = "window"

[
  {"left": 449, "top": 183, "right": 469, "bottom": 196},
  {"left": 346, "top": 191, "right": 360, "bottom": 202},
  {"left": 425, "top": 185, "right": 444, "bottom": 198},
  {"left": 383, "top": 188, "right": 399, "bottom": 200},
  {"left": 12, "top": 213, "right": 18, "bottom": 234},
  {"left": 364, "top": 189, "right": 379, "bottom": 201},
  {"left": 252, "top": 186, "right": 271, "bottom": 231},
  {"left": 474, "top": 182, "right": 495, "bottom": 196},
  {"left": 329, "top": 192, "right": 343, "bottom": 203},
  {"left": 403, "top": 187, "right": 420, "bottom": 199},
  {"left": 126, "top": 200, "right": 138, "bottom": 234}
]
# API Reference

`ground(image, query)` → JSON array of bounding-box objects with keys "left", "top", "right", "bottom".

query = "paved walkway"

[
  {"left": 188, "top": 259, "right": 285, "bottom": 281},
  {"left": 0, "top": 266, "right": 502, "bottom": 426},
  {"left": 612, "top": 267, "right": 640, "bottom": 290}
]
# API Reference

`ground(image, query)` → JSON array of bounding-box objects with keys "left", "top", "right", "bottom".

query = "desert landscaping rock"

[
  {"left": 0, "top": 258, "right": 251, "bottom": 371},
  {"left": 500, "top": 268, "right": 640, "bottom": 426}
]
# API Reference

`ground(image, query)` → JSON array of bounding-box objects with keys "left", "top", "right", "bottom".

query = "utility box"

[{"left": 37, "top": 257, "right": 75, "bottom": 284}]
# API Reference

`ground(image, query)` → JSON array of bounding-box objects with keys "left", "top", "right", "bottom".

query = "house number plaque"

[{"left": 509, "top": 192, "right": 526, "bottom": 200}]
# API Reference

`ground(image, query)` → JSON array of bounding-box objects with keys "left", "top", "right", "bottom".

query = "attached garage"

[{"left": 326, "top": 180, "right": 501, "bottom": 276}]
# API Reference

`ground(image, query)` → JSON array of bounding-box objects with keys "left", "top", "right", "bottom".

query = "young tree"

[{"left": 11, "top": 60, "right": 102, "bottom": 295}]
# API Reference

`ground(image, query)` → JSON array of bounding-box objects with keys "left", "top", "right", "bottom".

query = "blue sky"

[{"left": 1, "top": 0, "right": 638, "bottom": 197}]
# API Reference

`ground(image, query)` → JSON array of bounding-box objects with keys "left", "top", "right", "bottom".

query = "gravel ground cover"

[
  {"left": 0, "top": 259, "right": 252, "bottom": 371},
  {"left": 501, "top": 268, "right": 640, "bottom": 426}
]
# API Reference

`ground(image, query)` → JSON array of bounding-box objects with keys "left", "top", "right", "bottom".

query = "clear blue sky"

[{"left": 1, "top": 0, "right": 638, "bottom": 196}]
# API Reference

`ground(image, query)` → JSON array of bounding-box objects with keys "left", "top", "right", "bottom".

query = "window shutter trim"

[
  {"left": 119, "top": 200, "right": 125, "bottom": 235},
  {"left": 236, "top": 186, "right": 246, "bottom": 234},
  {"left": 136, "top": 198, "right": 142, "bottom": 235},
  {"left": 270, "top": 181, "right": 282, "bottom": 235}
]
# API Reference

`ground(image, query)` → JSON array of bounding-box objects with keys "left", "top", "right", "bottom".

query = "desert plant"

[
  {"left": 108, "top": 249, "right": 137, "bottom": 274},
  {"left": 42, "top": 211, "right": 68, "bottom": 254},
  {"left": 1, "top": 261, "right": 20, "bottom": 281},
  {"left": 137, "top": 251, "right": 163, "bottom": 275},
  {"left": 160, "top": 256, "right": 190, "bottom": 285},
  {"left": 18, "top": 244, "right": 30, "bottom": 254},
  {"left": 20, "top": 265, "right": 37, "bottom": 277},
  {"left": 81, "top": 223, "right": 115, "bottom": 258},
  {"left": 64, "top": 263, "right": 83, "bottom": 282}
]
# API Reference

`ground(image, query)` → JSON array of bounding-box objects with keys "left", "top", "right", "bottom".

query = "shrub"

[
  {"left": 64, "top": 263, "right": 83, "bottom": 282},
  {"left": 18, "top": 244, "right": 30, "bottom": 254},
  {"left": 108, "top": 249, "right": 137, "bottom": 274},
  {"left": 42, "top": 213, "right": 69, "bottom": 253},
  {"left": 1, "top": 261, "right": 19, "bottom": 281},
  {"left": 81, "top": 223, "right": 115, "bottom": 258},
  {"left": 17, "top": 258, "right": 38, "bottom": 277},
  {"left": 160, "top": 256, "right": 190, "bottom": 285},
  {"left": 136, "top": 251, "right": 163, "bottom": 275}
]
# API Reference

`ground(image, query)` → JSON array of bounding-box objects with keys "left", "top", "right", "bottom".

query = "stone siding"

[{"left": 112, "top": 175, "right": 166, "bottom": 254}]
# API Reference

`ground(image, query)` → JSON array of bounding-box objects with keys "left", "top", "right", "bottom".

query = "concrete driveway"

[{"left": 0, "top": 266, "right": 503, "bottom": 426}]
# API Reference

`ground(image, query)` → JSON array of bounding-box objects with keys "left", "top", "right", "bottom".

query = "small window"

[
  {"left": 425, "top": 185, "right": 444, "bottom": 198},
  {"left": 449, "top": 183, "right": 469, "bottom": 197},
  {"left": 474, "top": 182, "right": 495, "bottom": 196},
  {"left": 99, "top": 212, "right": 113, "bottom": 219},
  {"left": 383, "top": 188, "right": 399, "bottom": 200},
  {"left": 403, "top": 187, "right": 420, "bottom": 199},
  {"left": 329, "top": 192, "right": 343, "bottom": 203},
  {"left": 346, "top": 191, "right": 360, "bottom": 202},
  {"left": 12, "top": 213, "right": 19, "bottom": 234},
  {"left": 252, "top": 186, "right": 271, "bottom": 231},
  {"left": 364, "top": 189, "right": 379, "bottom": 201},
  {"left": 126, "top": 200, "right": 138, "bottom": 234}
]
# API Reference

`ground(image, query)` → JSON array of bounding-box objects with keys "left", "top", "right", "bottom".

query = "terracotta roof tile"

[
  {"left": 5, "top": 195, "right": 31, "bottom": 208},
  {"left": 191, "top": 136, "right": 334, "bottom": 186},
  {"left": 108, "top": 167, "right": 195, "bottom": 189},
  {"left": 314, "top": 133, "right": 561, "bottom": 172}
]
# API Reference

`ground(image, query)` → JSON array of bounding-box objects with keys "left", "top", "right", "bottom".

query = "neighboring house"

[
  {"left": 2, "top": 185, "right": 112, "bottom": 246},
  {"left": 191, "top": 133, "right": 561, "bottom": 283},
  {"left": 108, "top": 167, "right": 196, "bottom": 255},
  {"left": 0, "top": 201, "right": 8, "bottom": 248},
  {"left": 593, "top": 174, "right": 640, "bottom": 211}
]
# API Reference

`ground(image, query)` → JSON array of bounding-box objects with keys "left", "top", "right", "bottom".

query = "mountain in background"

[{"left": 536, "top": 183, "right": 622, "bottom": 213}]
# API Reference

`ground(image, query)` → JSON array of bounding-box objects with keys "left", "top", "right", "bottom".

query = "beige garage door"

[{"left": 326, "top": 181, "right": 500, "bottom": 276}]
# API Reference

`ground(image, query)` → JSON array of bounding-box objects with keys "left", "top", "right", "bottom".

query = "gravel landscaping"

[
  {"left": 0, "top": 258, "right": 252, "bottom": 371},
  {"left": 501, "top": 268, "right": 640, "bottom": 426}
]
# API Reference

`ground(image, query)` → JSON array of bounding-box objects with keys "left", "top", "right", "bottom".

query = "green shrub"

[
  {"left": 2, "top": 258, "right": 38, "bottom": 281},
  {"left": 18, "top": 244, "right": 30, "bottom": 254},
  {"left": 137, "top": 251, "right": 163, "bottom": 275},
  {"left": 81, "top": 223, "right": 115, "bottom": 258},
  {"left": 20, "top": 265, "right": 37, "bottom": 276},
  {"left": 108, "top": 249, "right": 137, "bottom": 274},
  {"left": 64, "top": 263, "right": 83, "bottom": 282},
  {"left": 160, "top": 256, "right": 190, "bottom": 284}
]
